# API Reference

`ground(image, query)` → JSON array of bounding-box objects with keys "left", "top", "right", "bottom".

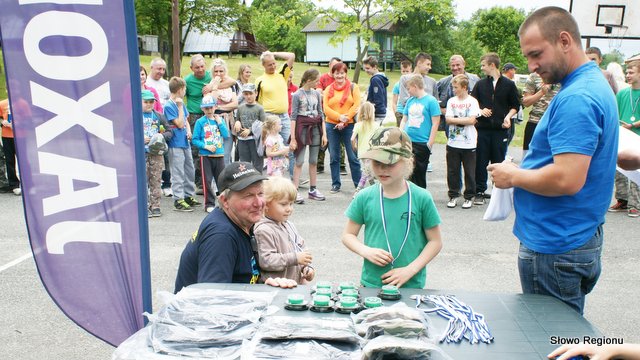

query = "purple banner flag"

[{"left": 0, "top": 1, "right": 152, "bottom": 346}]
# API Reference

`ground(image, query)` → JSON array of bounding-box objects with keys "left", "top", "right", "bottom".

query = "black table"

[{"left": 192, "top": 283, "right": 602, "bottom": 360}]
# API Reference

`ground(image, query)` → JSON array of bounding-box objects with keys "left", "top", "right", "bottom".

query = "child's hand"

[
  {"left": 239, "top": 128, "right": 251, "bottom": 137},
  {"left": 302, "top": 266, "right": 315, "bottom": 282},
  {"left": 234, "top": 121, "right": 242, "bottom": 132},
  {"left": 296, "top": 251, "right": 312, "bottom": 266},
  {"left": 144, "top": 136, "right": 150, "bottom": 144},
  {"left": 206, "top": 145, "right": 217, "bottom": 152},
  {"left": 289, "top": 139, "right": 297, "bottom": 151},
  {"left": 381, "top": 266, "right": 415, "bottom": 288},
  {"left": 321, "top": 134, "right": 328, "bottom": 148},
  {"left": 362, "top": 247, "right": 393, "bottom": 267}
]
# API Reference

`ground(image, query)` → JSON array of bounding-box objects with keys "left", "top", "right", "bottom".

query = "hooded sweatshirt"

[{"left": 367, "top": 72, "right": 389, "bottom": 118}]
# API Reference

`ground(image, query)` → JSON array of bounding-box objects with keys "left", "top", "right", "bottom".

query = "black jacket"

[{"left": 471, "top": 75, "right": 520, "bottom": 130}]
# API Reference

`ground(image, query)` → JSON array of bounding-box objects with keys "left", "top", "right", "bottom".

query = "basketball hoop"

[{"left": 605, "top": 24, "right": 628, "bottom": 49}]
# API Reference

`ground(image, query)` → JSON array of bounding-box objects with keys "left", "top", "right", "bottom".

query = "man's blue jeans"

[
  {"left": 518, "top": 224, "right": 603, "bottom": 315},
  {"left": 325, "top": 122, "right": 361, "bottom": 189}
]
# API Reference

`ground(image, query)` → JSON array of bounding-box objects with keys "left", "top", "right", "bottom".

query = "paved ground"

[{"left": 2, "top": 144, "right": 639, "bottom": 359}]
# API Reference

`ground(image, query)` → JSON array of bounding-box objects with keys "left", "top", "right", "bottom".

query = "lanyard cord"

[
  {"left": 379, "top": 181, "right": 412, "bottom": 268},
  {"left": 283, "top": 221, "right": 303, "bottom": 252},
  {"left": 630, "top": 90, "right": 640, "bottom": 121}
]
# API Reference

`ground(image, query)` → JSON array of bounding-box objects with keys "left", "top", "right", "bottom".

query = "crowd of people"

[{"left": 2, "top": 5, "right": 640, "bottom": 359}]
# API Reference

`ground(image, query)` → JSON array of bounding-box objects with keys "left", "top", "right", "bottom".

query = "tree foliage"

[
  {"left": 249, "top": 0, "right": 317, "bottom": 61},
  {"left": 319, "top": 0, "right": 453, "bottom": 82},
  {"left": 471, "top": 6, "right": 527, "bottom": 71},
  {"left": 602, "top": 49, "right": 626, "bottom": 67},
  {"left": 395, "top": 2, "right": 456, "bottom": 74},
  {"left": 447, "top": 20, "right": 487, "bottom": 75},
  {"left": 135, "top": 0, "right": 243, "bottom": 74}
]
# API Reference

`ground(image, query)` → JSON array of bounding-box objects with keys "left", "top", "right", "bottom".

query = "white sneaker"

[
  {"left": 427, "top": 163, "right": 433, "bottom": 172},
  {"left": 162, "top": 188, "right": 173, "bottom": 197},
  {"left": 295, "top": 193, "right": 305, "bottom": 204},
  {"left": 447, "top": 197, "right": 458, "bottom": 208},
  {"left": 206, "top": 206, "right": 214, "bottom": 213},
  {"left": 13, "top": 187, "right": 21, "bottom": 196},
  {"left": 462, "top": 199, "right": 473, "bottom": 209}
]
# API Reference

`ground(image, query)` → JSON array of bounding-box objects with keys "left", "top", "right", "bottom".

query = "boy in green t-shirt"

[{"left": 342, "top": 127, "right": 443, "bottom": 288}]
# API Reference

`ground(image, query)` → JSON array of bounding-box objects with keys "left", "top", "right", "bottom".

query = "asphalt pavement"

[{"left": 2, "top": 143, "right": 639, "bottom": 359}]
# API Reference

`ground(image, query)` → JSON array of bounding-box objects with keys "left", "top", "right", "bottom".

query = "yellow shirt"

[{"left": 256, "top": 64, "right": 291, "bottom": 114}]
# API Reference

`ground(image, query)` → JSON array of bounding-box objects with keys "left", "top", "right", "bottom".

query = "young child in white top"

[
  {"left": 445, "top": 74, "right": 480, "bottom": 209},
  {"left": 262, "top": 115, "right": 290, "bottom": 177}
]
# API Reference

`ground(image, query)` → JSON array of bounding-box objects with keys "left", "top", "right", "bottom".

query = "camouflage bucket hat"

[{"left": 360, "top": 127, "right": 412, "bottom": 164}]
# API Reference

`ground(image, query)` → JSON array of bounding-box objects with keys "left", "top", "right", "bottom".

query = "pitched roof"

[{"left": 302, "top": 14, "right": 395, "bottom": 33}]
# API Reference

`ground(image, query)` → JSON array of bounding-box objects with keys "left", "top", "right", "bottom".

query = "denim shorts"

[{"left": 517, "top": 224, "right": 603, "bottom": 315}]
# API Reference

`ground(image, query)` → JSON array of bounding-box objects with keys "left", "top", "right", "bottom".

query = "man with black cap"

[{"left": 174, "top": 162, "right": 297, "bottom": 292}]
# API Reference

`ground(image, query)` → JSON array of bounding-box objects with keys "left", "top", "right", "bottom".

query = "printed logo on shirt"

[{"left": 407, "top": 103, "right": 425, "bottom": 128}]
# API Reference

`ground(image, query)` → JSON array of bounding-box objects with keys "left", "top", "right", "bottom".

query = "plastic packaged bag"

[
  {"left": 257, "top": 316, "right": 360, "bottom": 344},
  {"left": 242, "top": 338, "right": 361, "bottom": 359},
  {"left": 361, "top": 335, "right": 453, "bottom": 360},
  {"left": 117, "top": 288, "right": 276, "bottom": 358},
  {"left": 483, "top": 187, "right": 513, "bottom": 221},
  {"left": 352, "top": 303, "right": 433, "bottom": 340}
]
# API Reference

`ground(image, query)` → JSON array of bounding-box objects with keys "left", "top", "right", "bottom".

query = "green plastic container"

[
  {"left": 287, "top": 293, "right": 305, "bottom": 305},
  {"left": 339, "top": 296, "right": 357, "bottom": 308},
  {"left": 339, "top": 281, "right": 356, "bottom": 291},
  {"left": 364, "top": 296, "right": 382, "bottom": 308},
  {"left": 381, "top": 284, "right": 399, "bottom": 295},
  {"left": 313, "top": 295, "right": 331, "bottom": 307},
  {"left": 341, "top": 289, "right": 358, "bottom": 298}
]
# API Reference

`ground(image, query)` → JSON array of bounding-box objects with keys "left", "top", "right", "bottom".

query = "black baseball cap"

[
  {"left": 502, "top": 63, "right": 517, "bottom": 71},
  {"left": 218, "top": 162, "right": 267, "bottom": 192}
]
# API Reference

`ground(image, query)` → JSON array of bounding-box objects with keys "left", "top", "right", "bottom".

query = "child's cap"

[
  {"left": 141, "top": 90, "right": 156, "bottom": 101},
  {"left": 242, "top": 83, "right": 256, "bottom": 93},
  {"left": 200, "top": 95, "right": 217, "bottom": 108},
  {"left": 360, "top": 127, "right": 412, "bottom": 165}
]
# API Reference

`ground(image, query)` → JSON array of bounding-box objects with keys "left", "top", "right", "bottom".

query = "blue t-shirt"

[
  {"left": 392, "top": 82, "right": 405, "bottom": 113},
  {"left": 163, "top": 99, "right": 190, "bottom": 149},
  {"left": 514, "top": 61, "right": 618, "bottom": 254},
  {"left": 174, "top": 208, "right": 260, "bottom": 293},
  {"left": 192, "top": 115, "right": 230, "bottom": 156},
  {"left": 142, "top": 111, "right": 160, "bottom": 153},
  {"left": 402, "top": 94, "right": 440, "bottom": 143}
]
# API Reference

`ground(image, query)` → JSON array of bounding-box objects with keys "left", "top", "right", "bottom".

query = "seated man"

[{"left": 174, "top": 162, "right": 296, "bottom": 292}]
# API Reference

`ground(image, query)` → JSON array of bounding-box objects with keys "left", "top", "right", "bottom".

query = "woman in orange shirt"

[{"left": 323, "top": 63, "right": 362, "bottom": 193}]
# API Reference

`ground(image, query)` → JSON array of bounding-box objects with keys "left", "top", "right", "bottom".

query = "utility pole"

[{"left": 171, "top": 0, "right": 181, "bottom": 76}]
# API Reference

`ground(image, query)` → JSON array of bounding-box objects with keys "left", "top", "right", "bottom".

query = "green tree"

[
  {"left": 447, "top": 20, "right": 486, "bottom": 75},
  {"left": 602, "top": 49, "right": 626, "bottom": 67},
  {"left": 249, "top": 0, "right": 316, "bottom": 61},
  {"left": 471, "top": 6, "right": 527, "bottom": 70},
  {"left": 395, "top": 2, "right": 456, "bottom": 74},
  {"left": 320, "top": 0, "right": 452, "bottom": 82},
  {"left": 135, "top": 0, "right": 243, "bottom": 74}
]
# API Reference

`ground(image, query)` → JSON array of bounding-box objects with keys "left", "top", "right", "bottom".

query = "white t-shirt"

[
  {"left": 445, "top": 95, "right": 480, "bottom": 149},
  {"left": 146, "top": 77, "right": 171, "bottom": 106}
]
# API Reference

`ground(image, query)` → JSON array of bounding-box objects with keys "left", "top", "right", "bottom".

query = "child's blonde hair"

[
  {"left": 262, "top": 115, "right": 280, "bottom": 140},
  {"left": 406, "top": 74, "right": 424, "bottom": 89},
  {"left": 264, "top": 176, "right": 297, "bottom": 203},
  {"left": 357, "top": 101, "right": 376, "bottom": 137},
  {"left": 451, "top": 74, "right": 469, "bottom": 90}
]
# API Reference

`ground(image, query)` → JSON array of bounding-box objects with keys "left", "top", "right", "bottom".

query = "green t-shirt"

[
  {"left": 184, "top": 71, "right": 212, "bottom": 115},
  {"left": 616, "top": 87, "right": 640, "bottom": 135},
  {"left": 345, "top": 182, "right": 441, "bottom": 288}
]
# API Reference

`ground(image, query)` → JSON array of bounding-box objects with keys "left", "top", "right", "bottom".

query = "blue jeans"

[
  {"left": 518, "top": 224, "right": 603, "bottom": 315},
  {"left": 325, "top": 123, "right": 361, "bottom": 188}
]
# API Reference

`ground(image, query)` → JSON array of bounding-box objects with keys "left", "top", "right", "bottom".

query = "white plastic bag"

[{"left": 483, "top": 187, "right": 513, "bottom": 221}]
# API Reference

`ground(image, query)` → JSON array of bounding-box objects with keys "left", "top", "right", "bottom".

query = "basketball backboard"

[{"left": 570, "top": 0, "right": 639, "bottom": 40}]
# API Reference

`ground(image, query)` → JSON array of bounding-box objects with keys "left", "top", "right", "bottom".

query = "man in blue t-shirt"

[
  {"left": 174, "top": 162, "right": 297, "bottom": 292},
  {"left": 488, "top": 7, "right": 618, "bottom": 315}
]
